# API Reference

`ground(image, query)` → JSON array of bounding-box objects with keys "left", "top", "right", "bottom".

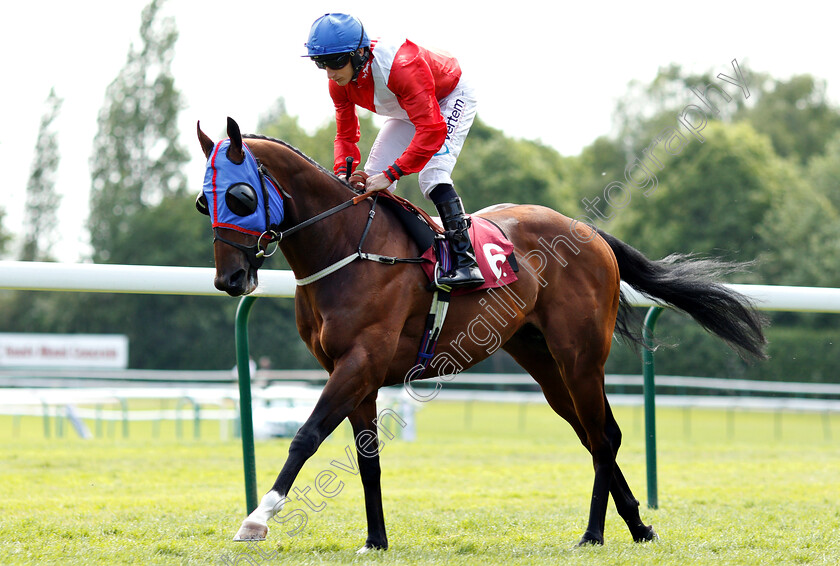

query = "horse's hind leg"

[
  {"left": 603, "top": 399, "right": 657, "bottom": 542},
  {"left": 505, "top": 330, "right": 611, "bottom": 545},
  {"left": 503, "top": 328, "right": 654, "bottom": 544}
]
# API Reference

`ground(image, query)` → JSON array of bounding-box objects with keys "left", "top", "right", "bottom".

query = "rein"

[
  {"left": 215, "top": 157, "right": 428, "bottom": 283},
  {"left": 279, "top": 188, "right": 374, "bottom": 243},
  {"left": 294, "top": 191, "right": 429, "bottom": 286},
  {"left": 214, "top": 161, "right": 378, "bottom": 270}
]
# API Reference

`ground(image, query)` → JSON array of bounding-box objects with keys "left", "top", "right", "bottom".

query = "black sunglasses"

[{"left": 312, "top": 53, "right": 352, "bottom": 70}]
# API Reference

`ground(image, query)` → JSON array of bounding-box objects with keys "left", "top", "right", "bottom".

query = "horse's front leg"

[
  {"left": 347, "top": 391, "right": 388, "bottom": 553},
  {"left": 233, "top": 354, "right": 379, "bottom": 542}
]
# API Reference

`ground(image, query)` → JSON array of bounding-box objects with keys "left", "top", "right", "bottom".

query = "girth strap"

[{"left": 403, "top": 286, "right": 453, "bottom": 387}]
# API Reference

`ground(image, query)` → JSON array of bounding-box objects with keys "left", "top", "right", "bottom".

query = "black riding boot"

[{"left": 434, "top": 196, "right": 485, "bottom": 288}]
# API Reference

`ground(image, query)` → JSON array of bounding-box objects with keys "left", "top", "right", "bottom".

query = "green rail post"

[
  {"left": 42, "top": 401, "right": 50, "bottom": 438},
  {"left": 176, "top": 397, "right": 198, "bottom": 440},
  {"left": 194, "top": 402, "right": 201, "bottom": 440},
  {"left": 235, "top": 295, "right": 259, "bottom": 514},
  {"left": 642, "top": 305, "right": 664, "bottom": 509},
  {"left": 176, "top": 398, "right": 186, "bottom": 439},
  {"left": 96, "top": 404, "right": 103, "bottom": 438},
  {"left": 118, "top": 398, "right": 129, "bottom": 438},
  {"left": 56, "top": 405, "right": 64, "bottom": 438}
]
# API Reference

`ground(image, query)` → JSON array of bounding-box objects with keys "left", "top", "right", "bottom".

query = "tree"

[
  {"left": 451, "top": 118, "right": 575, "bottom": 213},
  {"left": 101, "top": 192, "right": 210, "bottom": 267},
  {"left": 612, "top": 68, "right": 840, "bottom": 167},
  {"left": 257, "top": 105, "right": 573, "bottom": 215},
  {"left": 0, "top": 208, "right": 10, "bottom": 258},
  {"left": 66, "top": 0, "right": 239, "bottom": 368},
  {"left": 735, "top": 74, "right": 840, "bottom": 165},
  {"left": 88, "top": 0, "right": 188, "bottom": 263},
  {"left": 755, "top": 131, "right": 840, "bottom": 288},
  {"left": 257, "top": 99, "right": 312, "bottom": 151},
  {"left": 805, "top": 131, "right": 840, "bottom": 211},
  {"left": 613, "top": 64, "right": 757, "bottom": 158},
  {"left": 559, "top": 135, "right": 627, "bottom": 220},
  {"left": 755, "top": 186, "right": 840, "bottom": 288},
  {"left": 21, "top": 88, "right": 63, "bottom": 261},
  {"left": 258, "top": 97, "right": 379, "bottom": 177},
  {"left": 608, "top": 121, "right": 795, "bottom": 264}
]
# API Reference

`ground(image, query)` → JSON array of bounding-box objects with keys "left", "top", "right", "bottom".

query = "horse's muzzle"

[{"left": 215, "top": 267, "right": 257, "bottom": 297}]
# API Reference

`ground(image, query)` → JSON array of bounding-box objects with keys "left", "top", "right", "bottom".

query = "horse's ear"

[
  {"left": 227, "top": 117, "right": 245, "bottom": 164},
  {"left": 197, "top": 121, "right": 215, "bottom": 159}
]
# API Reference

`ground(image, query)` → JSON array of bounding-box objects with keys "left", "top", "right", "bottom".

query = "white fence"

[
  {"left": 2, "top": 260, "right": 840, "bottom": 437},
  {"left": 4, "top": 260, "right": 840, "bottom": 310},
  {"left": 2, "top": 368, "right": 838, "bottom": 441},
  {"left": 0, "top": 261, "right": 296, "bottom": 296}
]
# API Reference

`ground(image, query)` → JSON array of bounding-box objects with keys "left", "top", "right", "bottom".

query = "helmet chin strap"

[{"left": 350, "top": 48, "right": 369, "bottom": 80}]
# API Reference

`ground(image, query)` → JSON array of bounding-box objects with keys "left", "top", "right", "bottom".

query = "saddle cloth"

[
  {"left": 420, "top": 215, "right": 518, "bottom": 295},
  {"left": 373, "top": 192, "right": 518, "bottom": 295}
]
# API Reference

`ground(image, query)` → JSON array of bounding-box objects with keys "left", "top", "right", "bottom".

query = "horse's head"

[{"left": 196, "top": 118, "right": 285, "bottom": 296}]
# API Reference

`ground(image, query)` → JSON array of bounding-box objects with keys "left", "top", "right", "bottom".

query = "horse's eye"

[
  {"left": 226, "top": 183, "right": 258, "bottom": 216},
  {"left": 195, "top": 193, "right": 210, "bottom": 216}
]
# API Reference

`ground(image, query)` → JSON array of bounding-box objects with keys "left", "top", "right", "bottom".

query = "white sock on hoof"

[{"left": 246, "top": 490, "right": 285, "bottom": 526}]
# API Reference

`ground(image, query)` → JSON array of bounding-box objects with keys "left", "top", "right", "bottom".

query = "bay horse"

[{"left": 197, "top": 118, "right": 766, "bottom": 551}]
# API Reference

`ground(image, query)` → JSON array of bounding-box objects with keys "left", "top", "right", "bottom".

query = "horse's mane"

[{"left": 243, "top": 134, "right": 359, "bottom": 195}]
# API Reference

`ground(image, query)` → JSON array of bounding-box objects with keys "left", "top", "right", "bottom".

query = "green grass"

[{"left": 1, "top": 401, "right": 839, "bottom": 565}]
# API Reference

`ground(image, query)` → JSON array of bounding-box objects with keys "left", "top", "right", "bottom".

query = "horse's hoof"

[
  {"left": 233, "top": 520, "right": 268, "bottom": 542},
  {"left": 633, "top": 525, "right": 659, "bottom": 543},
  {"left": 356, "top": 543, "right": 387, "bottom": 554},
  {"left": 575, "top": 533, "right": 604, "bottom": 547}
]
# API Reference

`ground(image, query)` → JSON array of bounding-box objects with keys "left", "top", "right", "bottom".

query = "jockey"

[{"left": 304, "top": 13, "right": 484, "bottom": 288}]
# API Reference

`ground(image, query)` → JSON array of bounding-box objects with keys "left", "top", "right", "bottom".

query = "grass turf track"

[{"left": 1, "top": 400, "right": 838, "bottom": 565}]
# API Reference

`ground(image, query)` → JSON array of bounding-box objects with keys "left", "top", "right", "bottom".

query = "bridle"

[
  {"left": 206, "top": 158, "right": 379, "bottom": 271},
  {"left": 210, "top": 162, "right": 286, "bottom": 269}
]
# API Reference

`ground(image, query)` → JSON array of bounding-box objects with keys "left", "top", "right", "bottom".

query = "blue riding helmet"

[{"left": 304, "top": 13, "right": 370, "bottom": 57}]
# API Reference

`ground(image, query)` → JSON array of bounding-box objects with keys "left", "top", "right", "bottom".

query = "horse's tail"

[{"left": 597, "top": 228, "right": 769, "bottom": 361}]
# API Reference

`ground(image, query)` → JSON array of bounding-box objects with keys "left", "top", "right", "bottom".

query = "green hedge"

[{"left": 605, "top": 311, "right": 840, "bottom": 383}]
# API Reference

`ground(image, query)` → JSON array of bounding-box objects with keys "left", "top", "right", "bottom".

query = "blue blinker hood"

[{"left": 202, "top": 139, "right": 284, "bottom": 235}]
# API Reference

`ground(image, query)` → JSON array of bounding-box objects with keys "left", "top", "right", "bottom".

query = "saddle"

[
  {"left": 374, "top": 191, "right": 519, "bottom": 296},
  {"left": 366, "top": 191, "right": 519, "bottom": 378}
]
